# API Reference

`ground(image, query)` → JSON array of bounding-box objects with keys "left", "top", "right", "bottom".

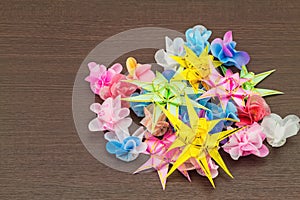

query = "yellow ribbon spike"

[
  {"left": 208, "top": 148, "right": 233, "bottom": 178},
  {"left": 160, "top": 94, "right": 242, "bottom": 187},
  {"left": 166, "top": 145, "right": 191, "bottom": 177},
  {"left": 197, "top": 156, "right": 215, "bottom": 188}
]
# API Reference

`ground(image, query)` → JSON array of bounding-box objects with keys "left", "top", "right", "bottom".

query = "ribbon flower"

[
  {"left": 126, "top": 57, "right": 155, "bottom": 82},
  {"left": 122, "top": 71, "right": 207, "bottom": 129},
  {"left": 239, "top": 65, "right": 283, "bottom": 96},
  {"left": 185, "top": 25, "right": 212, "bottom": 56},
  {"left": 199, "top": 69, "right": 251, "bottom": 110},
  {"left": 171, "top": 45, "right": 222, "bottom": 91},
  {"left": 222, "top": 123, "right": 269, "bottom": 160},
  {"left": 155, "top": 36, "right": 185, "bottom": 71},
  {"left": 160, "top": 95, "right": 242, "bottom": 188},
  {"left": 85, "top": 62, "right": 122, "bottom": 94},
  {"left": 88, "top": 96, "right": 132, "bottom": 133},
  {"left": 134, "top": 131, "right": 180, "bottom": 190},
  {"left": 211, "top": 31, "right": 250, "bottom": 69},
  {"left": 261, "top": 113, "right": 300, "bottom": 147},
  {"left": 105, "top": 127, "right": 147, "bottom": 162}
]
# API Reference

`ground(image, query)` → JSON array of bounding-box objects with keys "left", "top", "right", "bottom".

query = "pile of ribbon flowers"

[{"left": 85, "top": 25, "right": 300, "bottom": 189}]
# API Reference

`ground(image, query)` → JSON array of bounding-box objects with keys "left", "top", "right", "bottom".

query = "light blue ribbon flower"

[
  {"left": 179, "top": 94, "right": 210, "bottom": 124},
  {"left": 129, "top": 91, "right": 151, "bottom": 117},
  {"left": 105, "top": 127, "right": 147, "bottom": 162},
  {"left": 185, "top": 25, "right": 212, "bottom": 56},
  {"left": 205, "top": 101, "right": 239, "bottom": 134}
]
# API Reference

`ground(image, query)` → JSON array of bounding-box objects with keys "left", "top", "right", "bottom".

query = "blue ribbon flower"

[
  {"left": 210, "top": 31, "right": 250, "bottom": 69},
  {"left": 162, "top": 69, "right": 176, "bottom": 82}
]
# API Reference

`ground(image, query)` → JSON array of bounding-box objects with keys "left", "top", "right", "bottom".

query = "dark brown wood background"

[{"left": 1, "top": 0, "right": 300, "bottom": 199}]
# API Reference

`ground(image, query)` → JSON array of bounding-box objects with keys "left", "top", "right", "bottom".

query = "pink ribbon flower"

[
  {"left": 222, "top": 123, "right": 269, "bottom": 160},
  {"left": 88, "top": 96, "right": 132, "bottom": 133},
  {"left": 99, "top": 74, "right": 137, "bottom": 107},
  {"left": 199, "top": 69, "right": 251, "bottom": 110},
  {"left": 85, "top": 62, "right": 122, "bottom": 94},
  {"left": 134, "top": 131, "right": 190, "bottom": 190}
]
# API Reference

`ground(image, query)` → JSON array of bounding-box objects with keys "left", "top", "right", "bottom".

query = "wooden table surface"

[{"left": 1, "top": 0, "right": 300, "bottom": 199}]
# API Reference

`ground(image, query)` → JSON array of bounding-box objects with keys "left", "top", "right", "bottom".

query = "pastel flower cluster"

[{"left": 85, "top": 25, "right": 299, "bottom": 190}]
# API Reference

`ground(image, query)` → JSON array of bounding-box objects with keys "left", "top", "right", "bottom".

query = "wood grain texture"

[{"left": 0, "top": 0, "right": 299, "bottom": 199}]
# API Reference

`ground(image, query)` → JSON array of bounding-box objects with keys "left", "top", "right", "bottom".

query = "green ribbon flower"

[{"left": 122, "top": 71, "right": 208, "bottom": 130}]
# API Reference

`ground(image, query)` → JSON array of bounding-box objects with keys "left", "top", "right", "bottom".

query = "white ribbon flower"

[
  {"left": 154, "top": 36, "right": 185, "bottom": 71},
  {"left": 261, "top": 113, "right": 300, "bottom": 147}
]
